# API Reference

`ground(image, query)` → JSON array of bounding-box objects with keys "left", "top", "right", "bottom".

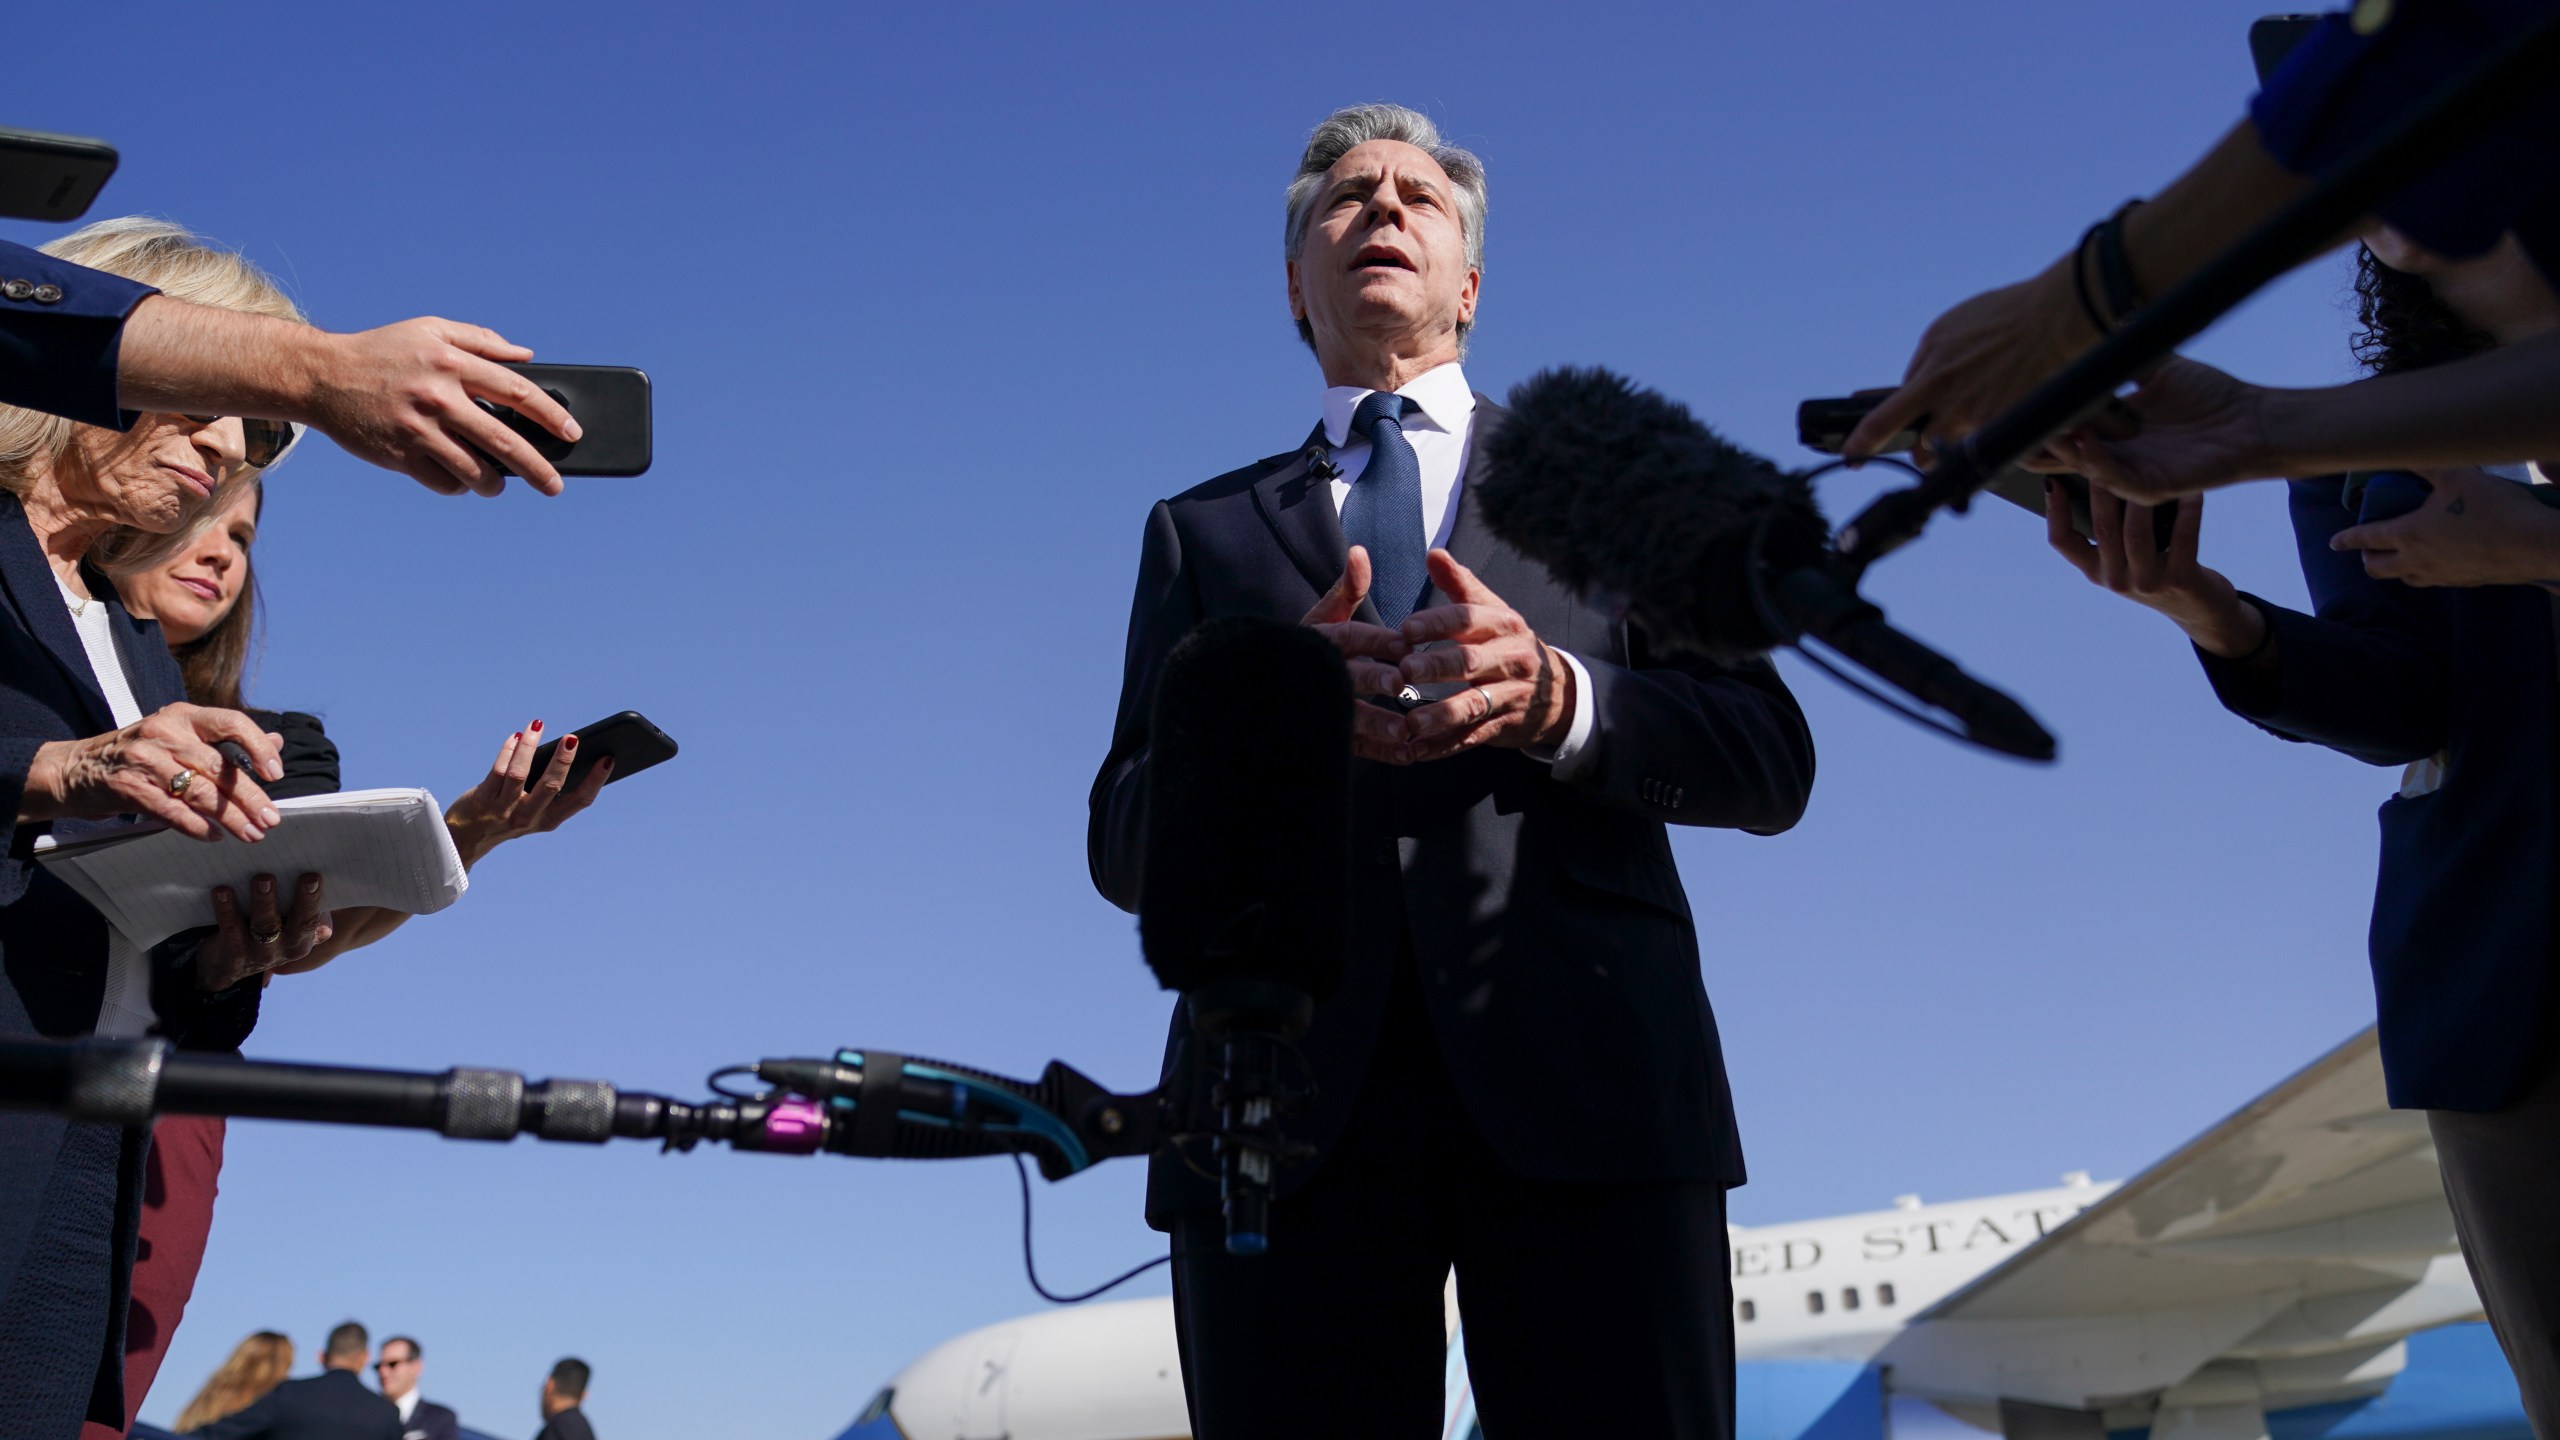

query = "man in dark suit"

[
  {"left": 190, "top": 1321, "right": 400, "bottom": 1440},
  {"left": 372, "top": 1336, "right": 458, "bottom": 1440},
  {"left": 1089, "top": 103, "right": 1816, "bottom": 1439},
  {"left": 531, "top": 1358, "right": 596, "bottom": 1440}
]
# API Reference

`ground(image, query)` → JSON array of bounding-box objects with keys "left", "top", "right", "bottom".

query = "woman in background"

[
  {"left": 170, "top": 1331, "right": 292, "bottom": 1435},
  {"left": 95, "top": 476, "right": 618, "bottom": 1434}
]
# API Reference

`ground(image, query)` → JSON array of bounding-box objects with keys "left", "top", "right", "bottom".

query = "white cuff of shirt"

[{"left": 1526, "top": 649, "right": 1598, "bottom": 780}]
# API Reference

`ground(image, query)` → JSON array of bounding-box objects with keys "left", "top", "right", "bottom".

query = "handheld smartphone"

[
  {"left": 2250, "top": 15, "right": 2323, "bottom": 86},
  {"left": 0, "top": 128, "right": 117, "bottom": 223},
  {"left": 521, "top": 710, "right": 678, "bottom": 794},
  {"left": 1797, "top": 390, "right": 2181, "bottom": 549},
  {"left": 473, "top": 363, "right": 652, "bottom": 477}
]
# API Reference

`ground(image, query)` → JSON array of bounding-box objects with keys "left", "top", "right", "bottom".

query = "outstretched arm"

[{"left": 118, "top": 298, "right": 581, "bottom": 497}]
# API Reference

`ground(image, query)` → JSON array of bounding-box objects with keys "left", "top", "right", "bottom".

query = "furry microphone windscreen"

[
  {"left": 1478, "top": 366, "right": 1824, "bottom": 662},
  {"left": 1137, "top": 614, "right": 1352, "bottom": 1004}
]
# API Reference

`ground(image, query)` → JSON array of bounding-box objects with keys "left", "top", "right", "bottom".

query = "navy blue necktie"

[{"left": 1343, "top": 391, "right": 1428, "bottom": 626}]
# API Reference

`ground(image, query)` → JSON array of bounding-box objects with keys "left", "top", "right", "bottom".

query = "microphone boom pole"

[
  {"left": 1837, "top": 5, "right": 2560, "bottom": 567},
  {"left": 0, "top": 1036, "right": 1164, "bottom": 1177}
]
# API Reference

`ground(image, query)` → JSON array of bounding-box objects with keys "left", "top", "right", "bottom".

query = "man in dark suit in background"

[
  {"left": 371, "top": 1336, "right": 457, "bottom": 1440},
  {"left": 531, "top": 1358, "right": 596, "bottom": 1440},
  {"left": 191, "top": 1321, "right": 399, "bottom": 1440},
  {"left": 1089, "top": 103, "right": 1816, "bottom": 1439}
]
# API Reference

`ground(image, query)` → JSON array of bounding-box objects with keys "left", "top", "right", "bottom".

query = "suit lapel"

[
  {"left": 0, "top": 495, "right": 115, "bottom": 732},
  {"left": 102, "top": 577, "right": 183, "bottom": 712},
  {"left": 1442, "top": 399, "right": 1595, "bottom": 650},
  {"left": 1252, "top": 422, "right": 1379, "bottom": 620},
  {"left": 1443, "top": 400, "right": 1499, "bottom": 573},
  {"left": 1442, "top": 399, "right": 1539, "bottom": 598}
]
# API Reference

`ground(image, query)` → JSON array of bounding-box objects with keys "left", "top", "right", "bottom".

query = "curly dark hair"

[{"left": 2353, "top": 243, "right": 2497, "bottom": 375}]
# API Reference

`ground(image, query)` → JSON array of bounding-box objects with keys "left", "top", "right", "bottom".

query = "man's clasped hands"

[{"left": 1303, "top": 544, "right": 1575, "bottom": 765}]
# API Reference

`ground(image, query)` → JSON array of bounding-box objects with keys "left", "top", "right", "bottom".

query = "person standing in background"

[
  {"left": 169, "top": 1332, "right": 292, "bottom": 1435},
  {"left": 371, "top": 1338, "right": 456, "bottom": 1440},
  {"left": 532, "top": 1358, "right": 595, "bottom": 1440},
  {"left": 186, "top": 1322, "right": 398, "bottom": 1440}
]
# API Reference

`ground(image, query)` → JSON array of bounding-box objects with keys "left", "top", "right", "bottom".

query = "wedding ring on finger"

[
  {"left": 1472, "top": 687, "right": 1494, "bottom": 722},
  {"left": 166, "top": 768, "right": 194, "bottom": 798},
  {"left": 250, "top": 923, "right": 283, "bottom": 946}
]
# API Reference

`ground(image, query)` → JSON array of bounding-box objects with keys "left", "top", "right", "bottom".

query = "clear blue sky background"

[{"left": 12, "top": 3, "right": 2400, "bottom": 1436}]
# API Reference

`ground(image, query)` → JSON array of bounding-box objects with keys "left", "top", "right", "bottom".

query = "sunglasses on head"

[{"left": 178, "top": 414, "right": 300, "bottom": 470}]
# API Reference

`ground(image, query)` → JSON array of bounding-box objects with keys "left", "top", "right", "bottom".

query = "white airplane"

[{"left": 832, "top": 1029, "right": 2528, "bottom": 1440}]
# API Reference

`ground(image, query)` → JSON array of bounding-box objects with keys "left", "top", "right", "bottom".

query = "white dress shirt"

[
  {"left": 1317, "top": 362, "right": 1597, "bottom": 775},
  {"left": 56, "top": 575, "right": 155, "bottom": 1039},
  {"left": 395, "top": 1389, "right": 421, "bottom": 1426}
]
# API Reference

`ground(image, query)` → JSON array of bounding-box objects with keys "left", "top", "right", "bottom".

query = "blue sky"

[{"left": 12, "top": 4, "right": 2401, "bottom": 1436}]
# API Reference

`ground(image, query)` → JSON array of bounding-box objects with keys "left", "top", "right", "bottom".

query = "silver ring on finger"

[
  {"left": 167, "top": 767, "right": 194, "bottom": 798},
  {"left": 1472, "top": 686, "right": 1494, "bottom": 722},
  {"left": 250, "top": 922, "right": 283, "bottom": 946}
]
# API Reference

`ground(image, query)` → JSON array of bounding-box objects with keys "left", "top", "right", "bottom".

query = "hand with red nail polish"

[
  {"left": 441, "top": 719, "right": 614, "bottom": 868},
  {"left": 283, "top": 719, "right": 620, "bottom": 973}
]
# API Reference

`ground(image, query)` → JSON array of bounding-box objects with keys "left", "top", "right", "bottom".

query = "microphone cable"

[{"left": 1010, "top": 1151, "right": 1182, "bottom": 1304}]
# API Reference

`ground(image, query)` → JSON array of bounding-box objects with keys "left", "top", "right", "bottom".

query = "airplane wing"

[{"left": 1875, "top": 1028, "right": 2484, "bottom": 1429}]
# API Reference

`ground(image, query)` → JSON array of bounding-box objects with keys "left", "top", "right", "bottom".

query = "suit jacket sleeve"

[
  {"left": 0, "top": 240, "right": 156, "bottom": 430},
  {"left": 1560, "top": 636, "right": 1814, "bottom": 833},
  {"left": 260, "top": 710, "right": 343, "bottom": 801},
  {"left": 2195, "top": 475, "right": 2452, "bottom": 767},
  {"left": 1089, "top": 501, "right": 1195, "bottom": 914}
]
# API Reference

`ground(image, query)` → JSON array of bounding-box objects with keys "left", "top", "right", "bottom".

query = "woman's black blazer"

[{"left": 0, "top": 491, "right": 261, "bottom": 1428}]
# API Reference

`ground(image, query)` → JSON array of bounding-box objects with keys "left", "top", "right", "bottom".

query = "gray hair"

[{"left": 1283, "top": 104, "right": 1487, "bottom": 350}]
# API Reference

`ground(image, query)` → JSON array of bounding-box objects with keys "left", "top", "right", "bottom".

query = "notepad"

[{"left": 34, "top": 788, "right": 468, "bottom": 949}]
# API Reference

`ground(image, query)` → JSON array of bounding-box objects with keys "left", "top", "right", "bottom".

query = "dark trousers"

[
  {"left": 2432, "top": 1054, "right": 2560, "bottom": 1440},
  {"left": 80, "top": 1115, "right": 224, "bottom": 1440},
  {"left": 1171, "top": 957, "right": 1735, "bottom": 1439},
  {"left": 0, "top": 1120, "right": 122, "bottom": 1440}
]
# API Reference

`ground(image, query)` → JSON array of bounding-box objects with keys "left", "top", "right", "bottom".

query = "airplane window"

[
  {"left": 1807, "top": 1291, "right": 1826, "bottom": 1315},
  {"left": 1738, "top": 1299, "right": 1757, "bottom": 1322},
  {"left": 1843, "top": 1287, "right": 1861, "bottom": 1310},
  {"left": 1878, "top": 1282, "right": 1897, "bottom": 1306}
]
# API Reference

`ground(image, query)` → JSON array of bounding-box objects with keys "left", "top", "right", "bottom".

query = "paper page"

[{"left": 35, "top": 788, "right": 468, "bottom": 949}]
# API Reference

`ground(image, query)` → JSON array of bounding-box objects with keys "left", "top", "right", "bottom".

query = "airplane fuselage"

[{"left": 1732, "top": 1180, "right": 2119, "bottom": 1364}]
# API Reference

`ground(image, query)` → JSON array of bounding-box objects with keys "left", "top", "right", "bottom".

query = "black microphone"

[
  {"left": 1477, "top": 367, "right": 2056, "bottom": 762},
  {"left": 1139, "top": 614, "right": 1353, "bottom": 1253}
]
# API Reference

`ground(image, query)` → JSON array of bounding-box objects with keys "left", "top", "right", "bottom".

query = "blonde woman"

[
  {"left": 171, "top": 1332, "right": 294, "bottom": 1434},
  {"left": 0, "top": 218, "right": 336, "bottom": 1440}
]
